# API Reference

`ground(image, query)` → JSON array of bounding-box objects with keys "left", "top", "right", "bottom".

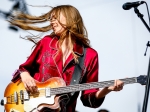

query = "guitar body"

[{"left": 4, "top": 77, "right": 68, "bottom": 112}]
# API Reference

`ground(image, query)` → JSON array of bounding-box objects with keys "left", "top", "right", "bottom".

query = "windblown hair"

[{"left": 8, "top": 5, "right": 90, "bottom": 62}]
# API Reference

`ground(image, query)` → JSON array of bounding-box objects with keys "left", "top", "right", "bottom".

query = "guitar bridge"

[{"left": 14, "top": 92, "right": 18, "bottom": 104}]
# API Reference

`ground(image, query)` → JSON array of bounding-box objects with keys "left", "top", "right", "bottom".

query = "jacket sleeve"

[
  {"left": 80, "top": 49, "right": 105, "bottom": 108},
  {"left": 11, "top": 39, "right": 43, "bottom": 82}
]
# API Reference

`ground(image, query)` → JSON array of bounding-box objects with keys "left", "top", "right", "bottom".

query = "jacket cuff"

[
  {"left": 11, "top": 69, "right": 27, "bottom": 82},
  {"left": 88, "top": 92, "right": 105, "bottom": 108},
  {"left": 11, "top": 69, "right": 21, "bottom": 82}
]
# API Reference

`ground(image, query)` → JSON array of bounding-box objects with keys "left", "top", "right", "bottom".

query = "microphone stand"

[
  {"left": 134, "top": 7, "right": 150, "bottom": 32},
  {"left": 134, "top": 7, "right": 150, "bottom": 112}
]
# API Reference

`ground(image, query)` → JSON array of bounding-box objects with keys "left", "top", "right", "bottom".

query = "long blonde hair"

[{"left": 9, "top": 5, "right": 90, "bottom": 61}]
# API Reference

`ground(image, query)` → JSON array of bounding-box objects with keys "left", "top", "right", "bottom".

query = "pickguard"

[{"left": 24, "top": 95, "right": 55, "bottom": 111}]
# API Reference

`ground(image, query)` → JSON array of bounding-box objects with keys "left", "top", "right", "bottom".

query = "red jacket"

[{"left": 12, "top": 35, "right": 104, "bottom": 112}]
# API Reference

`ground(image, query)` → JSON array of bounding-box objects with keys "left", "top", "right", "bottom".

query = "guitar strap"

[{"left": 70, "top": 47, "right": 86, "bottom": 96}]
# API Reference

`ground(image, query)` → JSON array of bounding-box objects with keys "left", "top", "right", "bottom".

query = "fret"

[
  {"left": 51, "top": 77, "right": 137, "bottom": 95},
  {"left": 121, "top": 78, "right": 136, "bottom": 84}
]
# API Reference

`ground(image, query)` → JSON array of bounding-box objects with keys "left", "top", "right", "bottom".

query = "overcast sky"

[{"left": 0, "top": 0, "right": 150, "bottom": 112}]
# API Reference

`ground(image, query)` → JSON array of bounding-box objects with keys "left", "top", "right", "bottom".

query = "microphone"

[{"left": 122, "top": 1, "right": 145, "bottom": 10}]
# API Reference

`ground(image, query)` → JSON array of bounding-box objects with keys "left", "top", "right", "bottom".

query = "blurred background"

[{"left": 0, "top": 0, "right": 150, "bottom": 112}]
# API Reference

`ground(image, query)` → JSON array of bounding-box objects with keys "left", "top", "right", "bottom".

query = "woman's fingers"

[
  {"left": 20, "top": 72, "right": 38, "bottom": 93},
  {"left": 24, "top": 82, "right": 30, "bottom": 91},
  {"left": 28, "top": 80, "right": 38, "bottom": 93},
  {"left": 23, "top": 79, "right": 38, "bottom": 93},
  {"left": 112, "top": 80, "right": 124, "bottom": 91},
  {"left": 107, "top": 79, "right": 124, "bottom": 91}
]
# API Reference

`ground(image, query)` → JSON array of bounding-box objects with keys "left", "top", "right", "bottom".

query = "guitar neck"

[{"left": 50, "top": 77, "right": 137, "bottom": 95}]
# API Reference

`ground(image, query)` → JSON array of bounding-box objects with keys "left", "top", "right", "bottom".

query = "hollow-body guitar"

[{"left": 1, "top": 75, "right": 147, "bottom": 112}]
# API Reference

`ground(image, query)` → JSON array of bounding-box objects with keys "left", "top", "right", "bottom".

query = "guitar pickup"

[
  {"left": 20, "top": 90, "right": 24, "bottom": 104},
  {"left": 45, "top": 87, "right": 51, "bottom": 97},
  {"left": 23, "top": 90, "right": 29, "bottom": 101}
]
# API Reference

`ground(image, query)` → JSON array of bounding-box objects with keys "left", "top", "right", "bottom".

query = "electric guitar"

[{"left": 1, "top": 75, "right": 147, "bottom": 112}]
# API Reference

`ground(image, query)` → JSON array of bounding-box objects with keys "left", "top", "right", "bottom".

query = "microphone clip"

[{"left": 134, "top": 7, "right": 144, "bottom": 18}]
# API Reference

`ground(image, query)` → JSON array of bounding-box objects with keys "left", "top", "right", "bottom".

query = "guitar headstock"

[{"left": 137, "top": 75, "right": 147, "bottom": 85}]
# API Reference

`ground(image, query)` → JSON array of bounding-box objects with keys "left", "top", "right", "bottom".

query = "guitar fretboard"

[{"left": 50, "top": 77, "right": 137, "bottom": 95}]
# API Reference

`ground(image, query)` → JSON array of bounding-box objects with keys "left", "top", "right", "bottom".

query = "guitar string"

[
  {"left": 8, "top": 78, "right": 136, "bottom": 97},
  {"left": 50, "top": 77, "right": 136, "bottom": 95},
  {"left": 6, "top": 77, "right": 136, "bottom": 103}
]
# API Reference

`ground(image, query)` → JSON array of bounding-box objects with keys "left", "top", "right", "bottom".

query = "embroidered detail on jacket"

[{"left": 42, "top": 51, "right": 52, "bottom": 81}]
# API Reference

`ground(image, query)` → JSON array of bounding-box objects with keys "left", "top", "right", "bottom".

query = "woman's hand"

[
  {"left": 108, "top": 79, "right": 124, "bottom": 91},
  {"left": 20, "top": 72, "right": 38, "bottom": 93},
  {"left": 96, "top": 79, "right": 124, "bottom": 99}
]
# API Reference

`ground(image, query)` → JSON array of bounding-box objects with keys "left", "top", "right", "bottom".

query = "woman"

[{"left": 10, "top": 5, "right": 124, "bottom": 112}]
